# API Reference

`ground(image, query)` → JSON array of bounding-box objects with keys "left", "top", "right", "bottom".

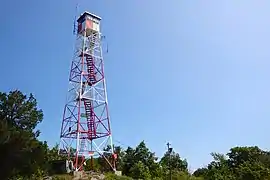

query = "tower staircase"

[
  {"left": 83, "top": 99, "right": 96, "bottom": 140},
  {"left": 86, "top": 56, "right": 96, "bottom": 85}
]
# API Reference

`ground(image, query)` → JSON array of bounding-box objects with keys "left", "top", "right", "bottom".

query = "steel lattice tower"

[{"left": 59, "top": 11, "right": 116, "bottom": 172}]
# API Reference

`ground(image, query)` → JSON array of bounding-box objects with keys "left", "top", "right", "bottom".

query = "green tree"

[
  {"left": 0, "top": 90, "right": 46, "bottom": 179},
  {"left": 130, "top": 161, "right": 151, "bottom": 180},
  {"left": 122, "top": 146, "right": 136, "bottom": 176},
  {"left": 159, "top": 150, "right": 188, "bottom": 179},
  {"left": 160, "top": 151, "right": 188, "bottom": 172},
  {"left": 193, "top": 167, "right": 208, "bottom": 177},
  {"left": 133, "top": 141, "right": 159, "bottom": 178},
  {"left": 47, "top": 143, "right": 66, "bottom": 161},
  {"left": 121, "top": 141, "right": 161, "bottom": 179},
  {"left": 193, "top": 146, "right": 270, "bottom": 180},
  {"left": 227, "top": 146, "right": 270, "bottom": 180},
  {"left": 200, "top": 152, "right": 235, "bottom": 180}
]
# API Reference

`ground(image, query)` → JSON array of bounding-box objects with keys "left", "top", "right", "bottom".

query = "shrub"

[
  {"left": 105, "top": 172, "right": 133, "bottom": 180},
  {"left": 52, "top": 174, "right": 73, "bottom": 180}
]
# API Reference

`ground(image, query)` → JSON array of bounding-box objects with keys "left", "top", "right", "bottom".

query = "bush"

[
  {"left": 52, "top": 174, "right": 73, "bottom": 180},
  {"left": 152, "top": 177, "right": 163, "bottom": 180},
  {"left": 105, "top": 173, "right": 133, "bottom": 180}
]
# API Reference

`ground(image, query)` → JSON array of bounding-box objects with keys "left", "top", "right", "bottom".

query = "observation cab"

[{"left": 77, "top": 11, "right": 101, "bottom": 37}]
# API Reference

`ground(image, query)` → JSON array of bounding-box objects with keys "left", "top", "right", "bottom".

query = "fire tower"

[{"left": 59, "top": 11, "right": 116, "bottom": 172}]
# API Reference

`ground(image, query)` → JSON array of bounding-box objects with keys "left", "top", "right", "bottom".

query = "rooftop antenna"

[
  {"left": 101, "top": 35, "right": 109, "bottom": 53},
  {"left": 73, "top": 2, "right": 79, "bottom": 35}
]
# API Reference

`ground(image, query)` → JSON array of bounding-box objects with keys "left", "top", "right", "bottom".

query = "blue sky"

[{"left": 1, "top": 0, "right": 270, "bottom": 170}]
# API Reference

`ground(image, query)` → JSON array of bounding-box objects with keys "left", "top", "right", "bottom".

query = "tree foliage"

[
  {"left": 160, "top": 151, "right": 188, "bottom": 172},
  {"left": 0, "top": 90, "right": 47, "bottom": 179},
  {"left": 193, "top": 146, "right": 270, "bottom": 180}
]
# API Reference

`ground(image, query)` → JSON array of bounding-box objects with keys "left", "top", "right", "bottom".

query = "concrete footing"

[{"left": 115, "top": 170, "right": 122, "bottom": 176}]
